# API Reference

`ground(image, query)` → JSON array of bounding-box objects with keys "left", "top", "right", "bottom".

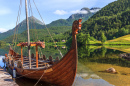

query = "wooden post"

[
  {"left": 21, "top": 46, "right": 23, "bottom": 64},
  {"left": 36, "top": 45, "right": 38, "bottom": 68}
]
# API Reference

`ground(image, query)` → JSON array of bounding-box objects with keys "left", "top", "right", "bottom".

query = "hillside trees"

[
  {"left": 81, "top": 0, "right": 130, "bottom": 40},
  {"left": 86, "top": 33, "right": 90, "bottom": 44},
  {"left": 101, "top": 32, "right": 107, "bottom": 44}
]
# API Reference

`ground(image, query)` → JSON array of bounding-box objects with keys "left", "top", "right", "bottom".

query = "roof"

[{"left": 17, "top": 41, "right": 45, "bottom": 48}]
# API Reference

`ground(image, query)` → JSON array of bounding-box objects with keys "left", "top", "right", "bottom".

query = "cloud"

[
  {"left": 71, "top": 10, "right": 88, "bottom": 14},
  {"left": 54, "top": 10, "right": 68, "bottom": 15},
  {"left": 90, "top": 9, "right": 101, "bottom": 13},
  {"left": 0, "top": 8, "right": 11, "bottom": 15},
  {"left": 54, "top": 9, "right": 89, "bottom": 15},
  {"left": 0, "top": 28, "right": 8, "bottom": 33}
]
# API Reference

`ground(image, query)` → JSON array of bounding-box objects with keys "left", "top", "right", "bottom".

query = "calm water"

[{"left": 0, "top": 45, "right": 130, "bottom": 86}]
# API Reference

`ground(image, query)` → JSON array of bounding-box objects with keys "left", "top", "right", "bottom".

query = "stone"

[{"left": 105, "top": 67, "right": 117, "bottom": 73}]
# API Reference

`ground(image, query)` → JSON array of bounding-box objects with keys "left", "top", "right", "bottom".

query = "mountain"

[
  {"left": 68, "top": 7, "right": 101, "bottom": 20},
  {"left": 47, "top": 7, "right": 100, "bottom": 27},
  {"left": 0, "top": 16, "right": 44, "bottom": 40},
  {"left": 0, "top": 7, "right": 100, "bottom": 40},
  {"left": 81, "top": 0, "right": 130, "bottom": 40}
]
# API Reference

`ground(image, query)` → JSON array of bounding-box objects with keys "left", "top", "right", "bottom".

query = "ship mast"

[{"left": 25, "top": 0, "right": 31, "bottom": 69}]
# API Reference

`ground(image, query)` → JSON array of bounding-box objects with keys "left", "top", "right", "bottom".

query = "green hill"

[
  {"left": 47, "top": 7, "right": 100, "bottom": 27},
  {"left": 3, "top": 26, "right": 71, "bottom": 43},
  {"left": 0, "top": 16, "right": 44, "bottom": 40},
  {"left": 81, "top": 0, "right": 130, "bottom": 40}
]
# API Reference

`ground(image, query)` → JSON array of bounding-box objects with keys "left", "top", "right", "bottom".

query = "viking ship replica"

[{"left": 5, "top": 0, "right": 82, "bottom": 86}]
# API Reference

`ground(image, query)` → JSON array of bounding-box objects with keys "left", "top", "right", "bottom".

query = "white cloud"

[
  {"left": 90, "top": 9, "right": 101, "bottom": 13},
  {"left": 71, "top": 10, "right": 88, "bottom": 14},
  {"left": 0, "top": 8, "right": 11, "bottom": 15},
  {"left": 54, "top": 9, "right": 90, "bottom": 15},
  {"left": 54, "top": 10, "right": 68, "bottom": 15},
  {"left": 0, "top": 28, "right": 8, "bottom": 33}
]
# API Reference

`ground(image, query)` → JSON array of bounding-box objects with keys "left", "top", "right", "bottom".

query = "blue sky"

[{"left": 0, "top": 0, "right": 116, "bottom": 33}]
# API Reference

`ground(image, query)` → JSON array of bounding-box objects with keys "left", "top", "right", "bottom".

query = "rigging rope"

[
  {"left": 34, "top": 69, "right": 47, "bottom": 86},
  {"left": 12, "top": 0, "right": 22, "bottom": 50},
  {"left": 32, "top": 0, "right": 63, "bottom": 57},
  {"left": 28, "top": 0, "right": 38, "bottom": 42}
]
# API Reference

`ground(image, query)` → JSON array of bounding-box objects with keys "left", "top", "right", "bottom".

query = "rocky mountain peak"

[
  {"left": 81, "top": 7, "right": 90, "bottom": 13},
  {"left": 28, "top": 16, "right": 43, "bottom": 25},
  {"left": 90, "top": 7, "right": 101, "bottom": 13},
  {"left": 68, "top": 7, "right": 100, "bottom": 20},
  {"left": 20, "top": 16, "right": 43, "bottom": 25}
]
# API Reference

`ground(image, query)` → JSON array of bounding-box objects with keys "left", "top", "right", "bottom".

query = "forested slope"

[{"left": 81, "top": 0, "right": 130, "bottom": 40}]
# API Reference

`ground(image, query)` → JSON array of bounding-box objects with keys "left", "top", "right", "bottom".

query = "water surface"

[{"left": 0, "top": 45, "right": 130, "bottom": 86}]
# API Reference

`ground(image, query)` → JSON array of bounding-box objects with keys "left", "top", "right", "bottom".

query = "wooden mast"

[{"left": 25, "top": 0, "right": 31, "bottom": 68}]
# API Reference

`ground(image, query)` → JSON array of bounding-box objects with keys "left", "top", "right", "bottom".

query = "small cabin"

[{"left": 62, "top": 40, "right": 66, "bottom": 42}]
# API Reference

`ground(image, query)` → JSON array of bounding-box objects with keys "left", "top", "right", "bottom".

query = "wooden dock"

[{"left": 0, "top": 66, "right": 18, "bottom": 86}]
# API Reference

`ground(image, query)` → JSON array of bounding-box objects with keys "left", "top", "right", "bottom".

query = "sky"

[{"left": 0, "top": 0, "right": 117, "bottom": 33}]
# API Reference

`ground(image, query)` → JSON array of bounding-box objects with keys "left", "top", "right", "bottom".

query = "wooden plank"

[
  {"left": 21, "top": 46, "right": 23, "bottom": 64},
  {"left": 36, "top": 45, "right": 38, "bottom": 68}
]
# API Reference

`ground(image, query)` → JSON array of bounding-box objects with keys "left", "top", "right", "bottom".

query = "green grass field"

[
  {"left": 105, "top": 34, "right": 130, "bottom": 44},
  {"left": 88, "top": 34, "right": 130, "bottom": 45}
]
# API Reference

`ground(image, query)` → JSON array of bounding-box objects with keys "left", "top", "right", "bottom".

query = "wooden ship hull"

[{"left": 5, "top": 19, "right": 82, "bottom": 86}]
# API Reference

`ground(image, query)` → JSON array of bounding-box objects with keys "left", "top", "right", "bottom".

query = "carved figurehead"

[
  {"left": 72, "top": 19, "right": 82, "bottom": 36},
  {"left": 72, "top": 19, "right": 82, "bottom": 48}
]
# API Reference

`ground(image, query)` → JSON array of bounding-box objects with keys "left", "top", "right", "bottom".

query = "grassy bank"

[
  {"left": 85, "top": 34, "right": 130, "bottom": 45},
  {"left": 105, "top": 34, "right": 130, "bottom": 45}
]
